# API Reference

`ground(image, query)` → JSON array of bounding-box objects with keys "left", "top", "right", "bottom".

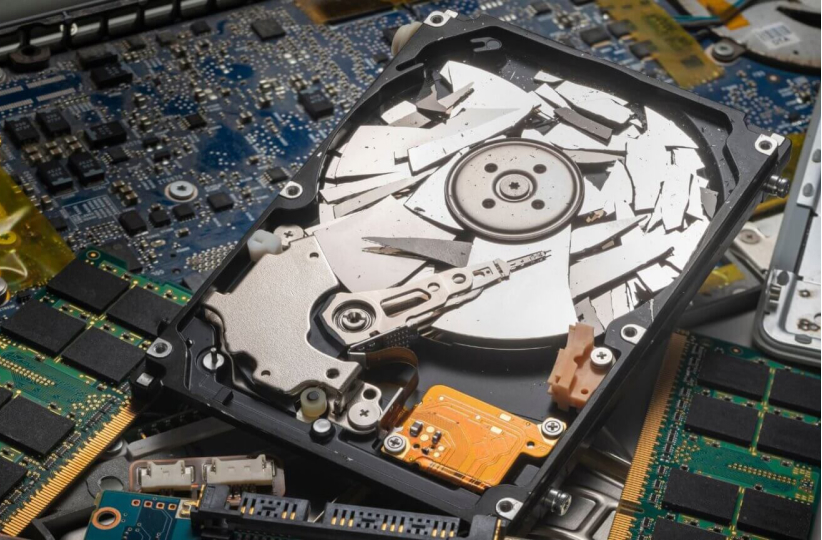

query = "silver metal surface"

[
  {"left": 404, "top": 151, "right": 467, "bottom": 231},
  {"left": 650, "top": 168, "right": 691, "bottom": 231},
  {"left": 554, "top": 81, "right": 631, "bottom": 124},
  {"left": 333, "top": 172, "right": 429, "bottom": 218},
  {"left": 443, "top": 61, "right": 543, "bottom": 115},
  {"left": 347, "top": 401, "right": 381, "bottom": 431},
  {"left": 408, "top": 106, "right": 533, "bottom": 172},
  {"left": 569, "top": 234, "right": 675, "bottom": 298},
  {"left": 755, "top": 134, "right": 779, "bottom": 155},
  {"left": 313, "top": 196, "right": 455, "bottom": 292},
  {"left": 732, "top": 214, "right": 783, "bottom": 274},
  {"left": 763, "top": 175, "right": 790, "bottom": 198},
  {"left": 433, "top": 229, "right": 577, "bottom": 343},
  {"left": 205, "top": 236, "right": 361, "bottom": 396},
  {"left": 320, "top": 169, "right": 411, "bottom": 204},
  {"left": 535, "top": 83, "right": 570, "bottom": 108},
  {"left": 201, "top": 349, "right": 225, "bottom": 372},
  {"left": 321, "top": 253, "right": 549, "bottom": 348},
  {"left": 620, "top": 324, "right": 645, "bottom": 344},
  {"left": 636, "top": 263, "right": 678, "bottom": 293},
  {"left": 273, "top": 224, "right": 305, "bottom": 248},
  {"left": 643, "top": 107, "right": 698, "bottom": 149},
  {"left": 383, "top": 434, "right": 408, "bottom": 455},
  {"left": 543, "top": 124, "right": 627, "bottom": 152},
  {"left": 496, "top": 498, "right": 523, "bottom": 520},
  {"left": 279, "top": 181, "right": 303, "bottom": 199},
  {"left": 363, "top": 237, "right": 472, "bottom": 268},
  {"left": 686, "top": 175, "right": 709, "bottom": 221},
  {"left": 0, "top": 277, "right": 7, "bottom": 301},
  {"left": 575, "top": 298, "right": 604, "bottom": 336},
  {"left": 534, "top": 70, "right": 563, "bottom": 84},
  {"left": 381, "top": 101, "right": 431, "bottom": 127},
  {"left": 541, "top": 418, "right": 566, "bottom": 439},
  {"left": 625, "top": 138, "right": 668, "bottom": 211},
  {"left": 570, "top": 217, "right": 643, "bottom": 255},
  {"left": 445, "top": 139, "right": 584, "bottom": 242},
  {"left": 544, "top": 489, "right": 574, "bottom": 517},
  {"left": 165, "top": 180, "right": 198, "bottom": 202},
  {"left": 147, "top": 339, "right": 173, "bottom": 358},
  {"left": 590, "top": 347, "right": 614, "bottom": 370}
]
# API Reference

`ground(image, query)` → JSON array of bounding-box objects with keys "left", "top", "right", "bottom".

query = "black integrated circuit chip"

[
  {"left": 101, "top": 239, "right": 143, "bottom": 273},
  {"left": 107, "top": 146, "right": 130, "bottom": 164},
  {"left": 607, "top": 20, "right": 635, "bottom": 38},
  {"left": 252, "top": 19, "right": 286, "bottom": 41},
  {"left": 90, "top": 64, "right": 134, "bottom": 89},
  {"left": 207, "top": 192, "right": 234, "bottom": 212},
  {"left": 579, "top": 26, "right": 610, "bottom": 46},
  {"left": 61, "top": 328, "right": 145, "bottom": 383},
  {"left": 651, "top": 519, "right": 725, "bottom": 540},
  {"left": 4, "top": 117, "right": 40, "bottom": 147},
  {"left": 190, "top": 20, "right": 211, "bottom": 35},
  {"left": 697, "top": 352, "right": 768, "bottom": 399},
  {"left": 86, "top": 121, "right": 128, "bottom": 148},
  {"left": 49, "top": 214, "right": 69, "bottom": 232},
  {"left": 0, "top": 397, "right": 75, "bottom": 456},
  {"left": 184, "top": 112, "right": 207, "bottom": 130},
  {"left": 530, "top": 0, "right": 553, "bottom": 14},
  {"left": 76, "top": 47, "right": 118, "bottom": 69},
  {"left": 684, "top": 393, "right": 758, "bottom": 446},
  {"left": 737, "top": 489, "right": 814, "bottom": 540},
  {"left": 68, "top": 151, "right": 105, "bottom": 185},
  {"left": 47, "top": 259, "right": 129, "bottom": 313},
  {"left": 0, "top": 458, "right": 27, "bottom": 499},
  {"left": 119, "top": 210, "right": 148, "bottom": 236},
  {"left": 298, "top": 88, "right": 334, "bottom": 120},
  {"left": 265, "top": 167, "right": 289, "bottom": 183},
  {"left": 769, "top": 370, "right": 820, "bottom": 416},
  {"left": 0, "top": 388, "right": 12, "bottom": 408},
  {"left": 1, "top": 301, "right": 86, "bottom": 357},
  {"left": 629, "top": 40, "right": 656, "bottom": 59},
  {"left": 149, "top": 209, "right": 171, "bottom": 227},
  {"left": 107, "top": 287, "right": 181, "bottom": 338},
  {"left": 35, "top": 110, "right": 71, "bottom": 138},
  {"left": 757, "top": 413, "right": 820, "bottom": 465},
  {"left": 37, "top": 161, "right": 73, "bottom": 193},
  {"left": 662, "top": 469, "right": 739, "bottom": 525},
  {"left": 173, "top": 203, "right": 196, "bottom": 221}
]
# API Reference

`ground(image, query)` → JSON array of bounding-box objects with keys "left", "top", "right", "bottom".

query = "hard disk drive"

[{"left": 143, "top": 11, "right": 790, "bottom": 532}]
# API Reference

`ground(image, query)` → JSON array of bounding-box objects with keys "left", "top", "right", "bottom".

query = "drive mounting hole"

[
  {"left": 484, "top": 163, "right": 498, "bottom": 173},
  {"left": 326, "top": 368, "right": 340, "bottom": 379},
  {"left": 482, "top": 198, "right": 496, "bottom": 209}
]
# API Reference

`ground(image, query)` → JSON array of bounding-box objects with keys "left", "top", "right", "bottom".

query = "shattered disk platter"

[{"left": 152, "top": 11, "right": 790, "bottom": 531}]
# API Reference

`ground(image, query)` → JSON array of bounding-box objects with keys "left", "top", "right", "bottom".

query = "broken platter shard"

[{"left": 151, "top": 12, "right": 789, "bottom": 532}]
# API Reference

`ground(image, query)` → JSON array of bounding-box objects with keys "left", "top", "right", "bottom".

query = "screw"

[
  {"left": 338, "top": 307, "right": 371, "bottom": 332},
  {"left": 763, "top": 175, "right": 789, "bottom": 197},
  {"left": 799, "top": 289, "right": 811, "bottom": 298},
  {"left": 148, "top": 339, "right": 172, "bottom": 358},
  {"left": 310, "top": 418, "right": 335, "bottom": 442},
  {"left": 383, "top": 434, "right": 407, "bottom": 455},
  {"left": 738, "top": 230, "right": 760, "bottom": 244},
  {"left": 544, "top": 488, "right": 572, "bottom": 516},
  {"left": 541, "top": 418, "right": 565, "bottom": 439},
  {"left": 590, "top": 347, "right": 614, "bottom": 370},
  {"left": 347, "top": 401, "right": 380, "bottom": 431}
]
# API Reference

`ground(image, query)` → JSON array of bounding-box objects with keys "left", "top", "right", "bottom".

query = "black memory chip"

[
  {"left": 651, "top": 519, "right": 725, "bottom": 540},
  {"left": 101, "top": 239, "right": 143, "bottom": 273},
  {"left": 47, "top": 259, "right": 129, "bottom": 313},
  {"left": 62, "top": 328, "right": 145, "bottom": 383},
  {"left": 0, "top": 458, "right": 27, "bottom": 498},
  {"left": 579, "top": 26, "right": 610, "bottom": 46},
  {"left": 738, "top": 489, "right": 814, "bottom": 540},
  {"left": 697, "top": 352, "right": 768, "bottom": 399},
  {"left": 190, "top": 20, "right": 211, "bottom": 35},
  {"left": 76, "top": 47, "right": 118, "bottom": 69},
  {"left": 173, "top": 203, "right": 196, "bottom": 221},
  {"left": 4, "top": 117, "right": 39, "bottom": 147},
  {"left": 629, "top": 40, "right": 656, "bottom": 59},
  {"left": 0, "top": 388, "right": 12, "bottom": 408},
  {"left": 769, "top": 370, "right": 820, "bottom": 416},
  {"left": 90, "top": 64, "right": 134, "bottom": 89},
  {"left": 758, "top": 413, "right": 820, "bottom": 465},
  {"left": 252, "top": 19, "right": 285, "bottom": 41},
  {"left": 184, "top": 112, "right": 207, "bottom": 130},
  {"left": 107, "top": 287, "right": 181, "bottom": 338},
  {"left": 0, "top": 397, "right": 75, "bottom": 456},
  {"left": 607, "top": 20, "right": 634, "bottom": 38},
  {"left": 68, "top": 151, "right": 105, "bottom": 185},
  {"left": 684, "top": 393, "right": 758, "bottom": 446},
  {"left": 149, "top": 209, "right": 171, "bottom": 228},
  {"left": 662, "top": 469, "right": 739, "bottom": 525},
  {"left": 36, "top": 110, "right": 71, "bottom": 138},
  {"left": 1, "top": 301, "right": 86, "bottom": 357},
  {"left": 86, "top": 121, "right": 128, "bottom": 148},
  {"left": 37, "top": 161, "right": 74, "bottom": 193}
]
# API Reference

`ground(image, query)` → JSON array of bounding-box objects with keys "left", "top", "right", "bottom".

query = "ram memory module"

[
  {"left": 610, "top": 331, "right": 820, "bottom": 540},
  {"left": 0, "top": 249, "right": 189, "bottom": 535}
]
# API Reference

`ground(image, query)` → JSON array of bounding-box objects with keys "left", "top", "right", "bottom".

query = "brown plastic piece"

[{"left": 548, "top": 323, "right": 606, "bottom": 411}]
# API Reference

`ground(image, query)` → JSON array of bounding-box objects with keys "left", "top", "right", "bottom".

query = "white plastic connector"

[{"left": 247, "top": 229, "right": 283, "bottom": 261}]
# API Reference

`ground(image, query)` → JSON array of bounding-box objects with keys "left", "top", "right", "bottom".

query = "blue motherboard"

[{"left": 0, "top": 0, "right": 818, "bottom": 302}]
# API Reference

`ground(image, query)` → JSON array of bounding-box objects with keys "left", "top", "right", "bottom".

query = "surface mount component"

[
  {"left": 383, "top": 385, "right": 562, "bottom": 493},
  {"left": 755, "top": 99, "right": 821, "bottom": 366},
  {"left": 154, "top": 12, "right": 789, "bottom": 530},
  {"left": 609, "top": 332, "right": 820, "bottom": 540}
]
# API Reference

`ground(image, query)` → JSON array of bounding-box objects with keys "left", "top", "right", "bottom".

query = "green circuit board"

[
  {"left": 86, "top": 492, "right": 199, "bottom": 540},
  {"left": 610, "top": 331, "right": 820, "bottom": 540},
  {"left": 0, "top": 250, "right": 190, "bottom": 536}
]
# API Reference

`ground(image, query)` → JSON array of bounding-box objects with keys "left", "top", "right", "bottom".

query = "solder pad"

[{"left": 383, "top": 385, "right": 560, "bottom": 492}]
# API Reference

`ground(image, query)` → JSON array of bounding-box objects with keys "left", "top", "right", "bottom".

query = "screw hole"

[
  {"left": 623, "top": 326, "right": 637, "bottom": 338},
  {"left": 484, "top": 163, "right": 498, "bottom": 173},
  {"left": 326, "top": 368, "right": 340, "bottom": 379},
  {"left": 260, "top": 370, "right": 271, "bottom": 377},
  {"left": 532, "top": 199, "right": 545, "bottom": 209},
  {"left": 533, "top": 164, "right": 547, "bottom": 173},
  {"left": 363, "top": 388, "right": 378, "bottom": 400},
  {"left": 452, "top": 273, "right": 466, "bottom": 284},
  {"left": 309, "top": 252, "right": 319, "bottom": 259},
  {"left": 430, "top": 14, "right": 443, "bottom": 23},
  {"left": 498, "top": 500, "right": 513, "bottom": 513},
  {"left": 482, "top": 198, "right": 496, "bottom": 209}
]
